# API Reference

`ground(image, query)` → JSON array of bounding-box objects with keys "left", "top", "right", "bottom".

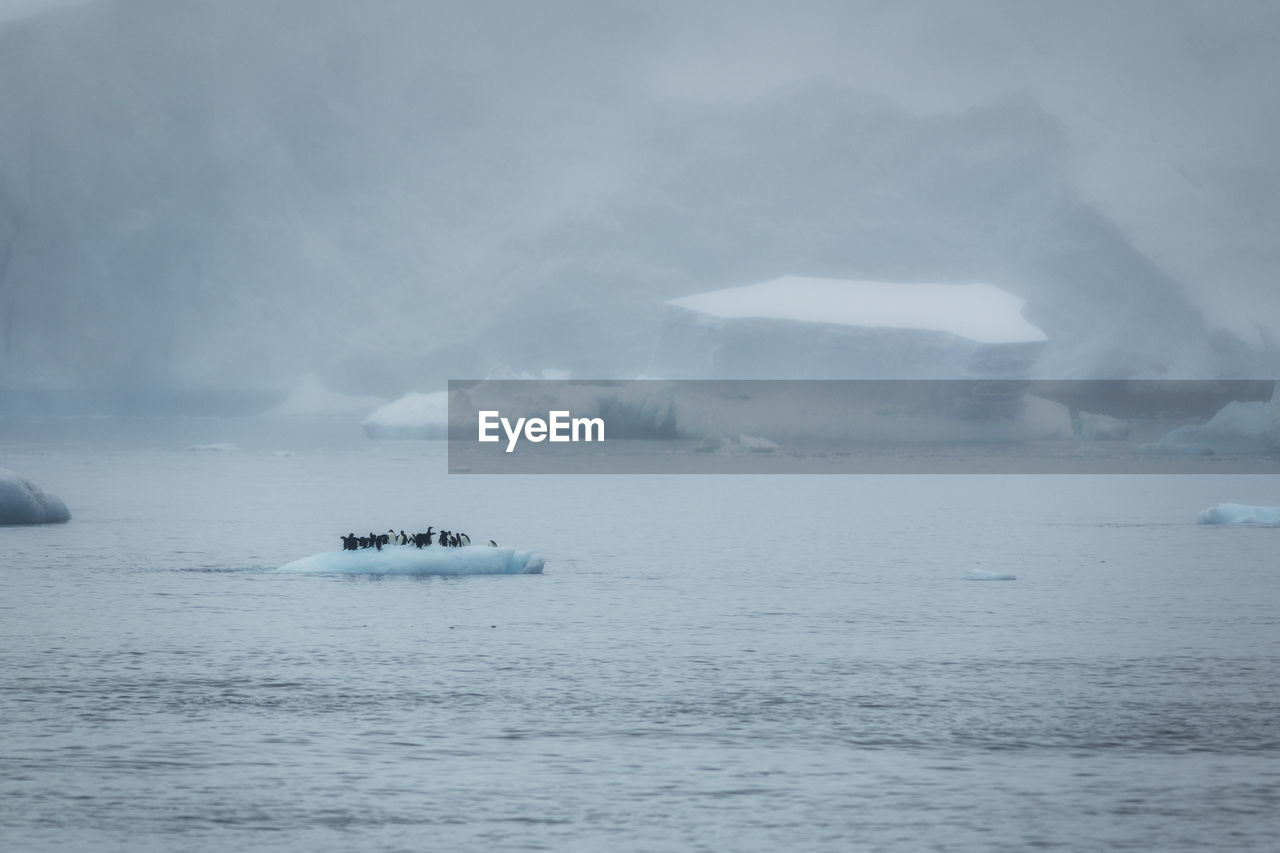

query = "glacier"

[
  {"left": 277, "top": 545, "right": 545, "bottom": 576},
  {"left": 1196, "top": 504, "right": 1280, "bottom": 526},
  {"left": 0, "top": 467, "right": 71, "bottom": 525}
]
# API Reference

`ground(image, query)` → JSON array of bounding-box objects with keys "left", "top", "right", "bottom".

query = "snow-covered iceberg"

[
  {"left": 277, "top": 545, "right": 545, "bottom": 575},
  {"left": 1151, "top": 382, "right": 1279, "bottom": 455},
  {"left": 0, "top": 467, "right": 71, "bottom": 525},
  {"left": 1196, "top": 504, "right": 1280, "bottom": 526},
  {"left": 362, "top": 391, "right": 449, "bottom": 439},
  {"left": 657, "top": 277, "right": 1047, "bottom": 379},
  {"left": 265, "top": 374, "right": 387, "bottom": 417}
]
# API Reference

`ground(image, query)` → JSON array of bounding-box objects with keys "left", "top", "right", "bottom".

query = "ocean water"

[{"left": 2, "top": 420, "right": 1278, "bottom": 851}]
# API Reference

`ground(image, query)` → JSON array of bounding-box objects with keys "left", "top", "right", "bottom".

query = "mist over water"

[{"left": 1, "top": 1, "right": 1278, "bottom": 404}]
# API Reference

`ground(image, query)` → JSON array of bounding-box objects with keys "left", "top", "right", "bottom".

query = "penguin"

[
  {"left": 458, "top": 533, "right": 471, "bottom": 546},
  {"left": 341, "top": 534, "right": 357, "bottom": 551},
  {"left": 488, "top": 539, "right": 497, "bottom": 548},
  {"left": 371, "top": 532, "right": 382, "bottom": 551},
  {"left": 358, "top": 536, "right": 369, "bottom": 549},
  {"left": 398, "top": 530, "right": 408, "bottom": 546},
  {"left": 438, "top": 530, "right": 448, "bottom": 546}
]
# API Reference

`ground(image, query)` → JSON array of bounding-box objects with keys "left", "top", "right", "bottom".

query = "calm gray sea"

[{"left": 2, "top": 420, "right": 1278, "bottom": 852}]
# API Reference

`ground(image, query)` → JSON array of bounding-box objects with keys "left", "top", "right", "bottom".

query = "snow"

[
  {"left": 265, "top": 374, "right": 387, "bottom": 417},
  {"left": 277, "top": 546, "right": 545, "bottom": 576},
  {"left": 362, "top": 391, "right": 449, "bottom": 439},
  {"left": 667, "top": 277, "right": 1048, "bottom": 345},
  {"left": 0, "top": 467, "right": 71, "bottom": 525},
  {"left": 1196, "top": 504, "right": 1280, "bottom": 526},
  {"left": 1151, "top": 382, "right": 1280, "bottom": 455}
]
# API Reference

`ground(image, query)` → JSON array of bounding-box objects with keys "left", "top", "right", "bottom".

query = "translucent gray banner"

[{"left": 446, "top": 380, "right": 1280, "bottom": 474}]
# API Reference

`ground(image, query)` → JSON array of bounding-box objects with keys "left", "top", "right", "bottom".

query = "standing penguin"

[{"left": 438, "top": 530, "right": 448, "bottom": 547}]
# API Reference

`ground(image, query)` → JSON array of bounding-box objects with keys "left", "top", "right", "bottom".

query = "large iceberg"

[
  {"left": 1151, "top": 382, "right": 1280, "bottom": 455},
  {"left": 1197, "top": 504, "right": 1280, "bottom": 526},
  {"left": 362, "top": 392, "right": 449, "bottom": 439},
  {"left": 278, "top": 545, "right": 544, "bottom": 575},
  {"left": 657, "top": 277, "right": 1047, "bottom": 379},
  {"left": 0, "top": 467, "right": 71, "bottom": 525}
]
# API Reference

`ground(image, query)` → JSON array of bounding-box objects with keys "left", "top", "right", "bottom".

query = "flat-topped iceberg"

[
  {"left": 277, "top": 545, "right": 544, "bottom": 575},
  {"left": 0, "top": 467, "right": 71, "bottom": 525},
  {"left": 668, "top": 277, "right": 1047, "bottom": 345},
  {"left": 658, "top": 276, "right": 1047, "bottom": 379},
  {"left": 1197, "top": 504, "right": 1280, "bottom": 526}
]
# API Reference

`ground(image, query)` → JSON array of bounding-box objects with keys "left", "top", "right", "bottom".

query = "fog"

[{"left": 1, "top": 0, "right": 1277, "bottom": 409}]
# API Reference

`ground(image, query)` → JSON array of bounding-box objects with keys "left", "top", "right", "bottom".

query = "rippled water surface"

[{"left": 2, "top": 421, "right": 1278, "bottom": 851}]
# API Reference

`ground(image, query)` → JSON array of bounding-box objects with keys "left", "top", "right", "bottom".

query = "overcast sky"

[{"left": 6, "top": 0, "right": 1274, "bottom": 340}]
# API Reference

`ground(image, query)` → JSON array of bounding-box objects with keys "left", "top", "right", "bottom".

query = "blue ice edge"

[{"left": 277, "top": 546, "right": 545, "bottom": 576}]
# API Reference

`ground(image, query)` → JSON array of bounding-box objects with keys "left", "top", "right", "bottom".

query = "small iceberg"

[
  {"left": 265, "top": 373, "right": 387, "bottom": 417},
  {"left": 277, "top": 545, "right": 545, "bottom": 575},
  {"left": 1075, "top": 410, "right": 1130, "bottom": 441},
  {"left": 1196, "top": 504, "right": 1280, "bottom": 526},
  {"left": 963, "top": 569, "right": 1017, "bottom": 580},
  {"left": 362, "top": 391, "right": 449, "bottom": 439},
  {"left": 0, "top": 467, "right": 71, "bottom": 525}
]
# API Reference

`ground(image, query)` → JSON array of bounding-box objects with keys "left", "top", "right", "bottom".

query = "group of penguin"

[{"left": 340, "top": 526, "right": 497, "bottom": 552}]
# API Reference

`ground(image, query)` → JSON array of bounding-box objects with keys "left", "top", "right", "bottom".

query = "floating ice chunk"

[
  {"left": 1196, "top": 504, "right": 1280, "bottom": 525},
  {"left": 692, "top": 434, "right": 779, "bottom": 454},
  {"left": 1151, "top": 382, "right": 1279, "bottom": 455},
  {"left": 963, "top": 569, "right": 1017, "bottom": 580},
  {"left": 362, "top": 391, "right": 449, "bottom": 439},
  {"left": 1076, "top": 411, "right": 1131, "bottom": 440},
  {"left": 265, "top": 373, "right": 387, "bottom": 417},
  {"left": 0, "top": 467, "right": 71, "bottom": 525},
  {"left": 277, "top": 545, "right": 545, "bottom": 575}
]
